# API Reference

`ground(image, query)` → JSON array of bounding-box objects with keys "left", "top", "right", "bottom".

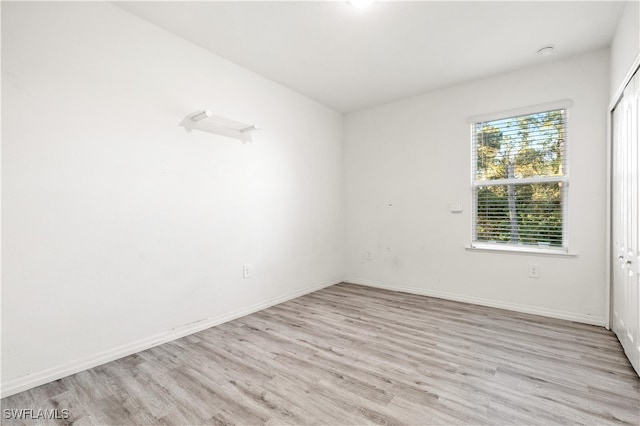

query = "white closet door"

[{"left": 612, "top": 69, "right": 640, "bottom": 375}]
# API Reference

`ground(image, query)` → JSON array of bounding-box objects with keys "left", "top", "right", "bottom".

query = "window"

[{"left": 471, "top": 107, "right": 568, "bottom": 251}]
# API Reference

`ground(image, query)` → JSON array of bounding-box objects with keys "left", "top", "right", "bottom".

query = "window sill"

[{"left": 465, "top": 243, "right": 577, "bottom": 257}]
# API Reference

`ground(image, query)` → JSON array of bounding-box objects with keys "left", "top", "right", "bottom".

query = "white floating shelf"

[{"left": 180, "top": 110, "right": 258, "bottom": 143}]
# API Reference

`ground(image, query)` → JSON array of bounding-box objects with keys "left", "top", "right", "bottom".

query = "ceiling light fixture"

[
  {"left": 537, "top": 45, "right": 555, "bottom": 57},
  {"left": 349, "top": 0, "right": 374, "bottom": 8}
]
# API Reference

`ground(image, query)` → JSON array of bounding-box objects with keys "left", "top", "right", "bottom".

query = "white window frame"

[{"left": 468, "top": 100, "right": 573, "bottom": 256}]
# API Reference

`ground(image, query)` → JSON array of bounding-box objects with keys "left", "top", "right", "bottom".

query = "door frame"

[{"left": 607, "top": 55, "right": 640, "bottom": 330}]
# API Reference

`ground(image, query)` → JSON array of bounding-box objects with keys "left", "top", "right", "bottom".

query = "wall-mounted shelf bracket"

[{"left": 180, "top": 110, "right": 259, "bottom": 143}]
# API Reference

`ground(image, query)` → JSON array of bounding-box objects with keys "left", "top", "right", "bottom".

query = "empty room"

[{"left": 2, "top": 0, "right": 639, "bottom": 424}]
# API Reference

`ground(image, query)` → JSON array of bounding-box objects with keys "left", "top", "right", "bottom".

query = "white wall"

[
  {"left": 1, "top": 2, "right": 344, "bottom": 395},
  {"left": 344, "top": 49, "right": 610, "bottom": 325},
  {"left": 610, "top": 0, "right": 639, "bottom": 97}
]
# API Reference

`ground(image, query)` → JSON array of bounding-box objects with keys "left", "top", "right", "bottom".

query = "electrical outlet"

[
  {"left": 243, "top": 264, "right": 251, "bottom": 279},
  {"left": 528, "top": 263, "right": 540, "bottom": 278},
  {"left": 366, "top": 251, "right": 373, "bottom": 260}
]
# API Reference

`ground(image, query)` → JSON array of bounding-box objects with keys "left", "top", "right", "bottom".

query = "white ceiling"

[{"left": 115, "top": 1, "right": 626, "bottom": 113}]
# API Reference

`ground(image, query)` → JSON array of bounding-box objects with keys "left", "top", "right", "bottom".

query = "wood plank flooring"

[{"left": 2, "top": 283, "right": 639, "bottom": 425}]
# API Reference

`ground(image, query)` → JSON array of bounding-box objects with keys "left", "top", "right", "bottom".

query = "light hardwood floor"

[{"left": 2, "top": 283, "right": 639, "bottom": 425}]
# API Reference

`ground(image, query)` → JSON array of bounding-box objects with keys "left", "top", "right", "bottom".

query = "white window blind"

[{"left": 472, "top": 108, "right": 568, "bottom": 250}]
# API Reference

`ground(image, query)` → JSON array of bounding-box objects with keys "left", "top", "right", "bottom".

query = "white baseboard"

[
  {"left": 1, "top": 278, "right": 342, "bottom": 399},
  {"left": 345, "top": 277, "right": 606, "bottom": 327}
]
